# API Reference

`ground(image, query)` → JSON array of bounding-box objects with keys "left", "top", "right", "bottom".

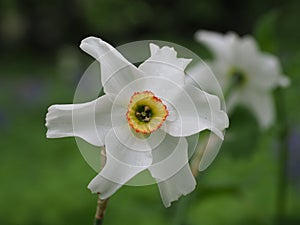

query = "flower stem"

[
  {"left": 172, "top": 134, "right": 209, "bottom": 225},
  {"left": 275, "top": 89, "right": 289, "bottom": 225},
  {"left": 94, "top": 198, "right": 109, "bottom": 225},
  {"left": 93, "top": 148, "right": 109, "bottom": 225},
  {"left": 171, "top": 191, "right": 196, "bottom": 225},
  {"left": 190, "top": 134, "right": 209, "bottom": 177}
]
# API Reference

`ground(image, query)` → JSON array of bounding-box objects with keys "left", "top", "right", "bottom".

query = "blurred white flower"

[
  {"left": 45, "top": 37, "right": 229, "bottom": 207},
  {"left": 195, "top": 30, "right": 290, "bottom": 129}
]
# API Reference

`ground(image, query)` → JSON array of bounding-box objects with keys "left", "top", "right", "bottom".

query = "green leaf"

[{"left": 254, "top": 10, "right": 280, "bottom": 53}]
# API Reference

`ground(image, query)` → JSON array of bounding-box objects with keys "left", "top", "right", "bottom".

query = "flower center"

[
  {"left": 228, "top": 68, "right": 247, "bottom": 87},
  {"left": 126, "top": 91, "right": 168, "bottom": 134},
  {"left": 135, "top": 105, "right": 152, "bottom": 122}
]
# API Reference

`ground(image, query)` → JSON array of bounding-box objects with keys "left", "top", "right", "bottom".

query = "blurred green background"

[{"left": 1, "top": 0, "right": 300, "bottom": 224}]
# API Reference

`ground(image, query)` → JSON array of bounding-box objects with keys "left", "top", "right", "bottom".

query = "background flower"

[{"left": 195, "top": 30, "right": 290, "bottom": 129}]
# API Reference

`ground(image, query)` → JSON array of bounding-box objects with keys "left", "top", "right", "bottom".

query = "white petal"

[
  {"left": 164, "top": 101, "right": 177, "bottom": 122},
  {"left": 112, "top": 76, "right": 183, "bottom": 108},
  {"left": 245, "top": 53, "right": 289, "bottom": 90},
  {"left": 139, "top": 43, "right": 192, "bottom": 86},
  {"left": 80, "top": 37, "right": 144, "bottom": 97},
  {"left": 234, "top": 35, "right": 259, "bottom": 65},
  {"left": 185, "top": 61, "right": 228, "bottom": 102},
  {"left": 241, "top": 90, "right": 275, "bottom": 129},
  {"left": 148, "top": 135, "right": 196, "bottom": 207},
  {"left": 198, "top": 133, "right": 224, "bottom": 171},
  {"left": 164, "top": 85, "right": 229, "bottom": 139},
  {"left": 45, "top": 95, "right": 112, "bottom": 146},
  {"left": 149, "top": 43, "right": 160, "bottom": 55},
  {"left": 259, "top": 53, "right": 290, "bottom": 88},
  {"left": 278, "top": 75, "right": 290, "bottom": 87},
  {"left": 186, "top": 133, "right": 200, "bottom": 158},
  {"left": 149, "top": 135, "right": 188, "bottom": 179},
  {"left": 226, "top": 89, "right": 241, "bottom": 113},
  {"left": 185, "top": 61, "right": 218, "bottom": 91},
  {"left": 195, "top": 30, "right": 237, "bottom": 62},
  {"left": 88, "top": 129, "right": 152, "bottom": 199},
  {"left": 156, "top": 164, "right": 196, "bottom": 207}
]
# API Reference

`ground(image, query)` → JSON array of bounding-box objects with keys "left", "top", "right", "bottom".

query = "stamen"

[
  {"left": 126, "top": 91, "right": 168, "bottom": 134},
  {"left": 135, "top": 105, "right": 152, "bottom": 122}
]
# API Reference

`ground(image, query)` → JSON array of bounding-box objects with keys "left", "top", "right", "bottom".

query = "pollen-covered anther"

[{"left": 127, "top": 91, "right": 168, "bottom": 134}]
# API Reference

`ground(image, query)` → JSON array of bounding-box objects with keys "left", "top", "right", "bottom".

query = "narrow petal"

[
  {"left": 241, "top": 90, "right": 275, "bottom": 129},
  {"left": 226, "top": 89, "right": 241, "bottom": 113},
  {"left": 157, "top": 164, "right": 196, "bottom": 207},
  {"left": 186, "top": 133, "right": 199, "bottom": 158},
  {"left": 185, "top": 61, "right": 219, "bottom": 92},
  {"left": 235, "top": 35, "right": 259, "bottom": 64},
  {"left": 139, "top": 43, "right": 192, "bottom": 86},
  {"left": 148, "top": 135, "right": 196, "bottom": 207},
  {"left": 198, "top": 133, "right": 224, "bottom": 171},
  {"left": 246, "top": 53, "right": 290, "bottom": 90},
  {"left": 258, "top": 53, "right": 290, "bottom": 89},
  {"left": 80, "top": 37, "right": 144, "bottom": 97},
  {"left": 149, "top": 43, "right": 160, "bottom": 55},
  {"left": 88, "top": 129, "right": 152, "bottom": 199},
  {"left": 277, "top": 75, "right": 290, "bottom": 87},
  {"left": 112, "top": 76, "right": 183, "bottom": 109},
  {"left": 45, "top": 95, "right": 112, "bottom": 146},
  {"left": 185, "top": 61, "right": 228, "bottom": 101},
  {"left": 149, "top": 135, "right": 188, "bottom": 179},
  {"left": 195, "top": 30, "right": 237, "bottom": 62},
  {"left": 163, "top": 85, "right": 229, "bottom": 139}
]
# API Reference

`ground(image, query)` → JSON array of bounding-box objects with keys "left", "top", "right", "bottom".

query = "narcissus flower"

[
  {"left": 45, "top": 37, "right": 229, "bottom": 207},
  {"left": 195, "top": 30, "right": 290, "bottom": 129}
]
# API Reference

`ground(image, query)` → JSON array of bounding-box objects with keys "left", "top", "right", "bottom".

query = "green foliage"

[{"left": 254, "top": 10, "right": 280, "bottom": 53}]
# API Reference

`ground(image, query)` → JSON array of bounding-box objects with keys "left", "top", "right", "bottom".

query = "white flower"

[
  {"left": 45, "top": 37, "right": 229, "bottom": 207},
  {"left": 195, "top": 30, "right": 290, "bottom": 129}
]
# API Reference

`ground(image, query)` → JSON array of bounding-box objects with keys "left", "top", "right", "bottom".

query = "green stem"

[
  {"left": 94, "top": 218, "right": 103, "bottom": 225},
  {"left": 171, "top": 134, "right": 209, "bottom": 225},
  {"left": 93, "top": 148, "right": 109, "bottom": 225},
  {"left": 171, "top": 195, "right": 193, "bottom": 225},
  {"left": 94, "top": 198, "right": 109, "bottom": 225},
  {"left": 275, "top": 89, "right": 289, "bottom": 225}
]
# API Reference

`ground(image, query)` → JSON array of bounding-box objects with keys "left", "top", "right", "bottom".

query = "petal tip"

[
  {"left": 194, "top": 30, "right": 214, "bottom": 41},
  {"left": 87, "top": 184, "right": 97, "bottom": 194},
  {"left": 45, "top": 131, "right": 52, "bottom": 138},
  {"left": 149, "top": 43, "right": 160, "bottom": 55},
  {"left": 80, "top": 36, "right": 101, "bottom": 47},
  {"left": 279, "top": 75, "right": 291, "bottom": 87}
]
